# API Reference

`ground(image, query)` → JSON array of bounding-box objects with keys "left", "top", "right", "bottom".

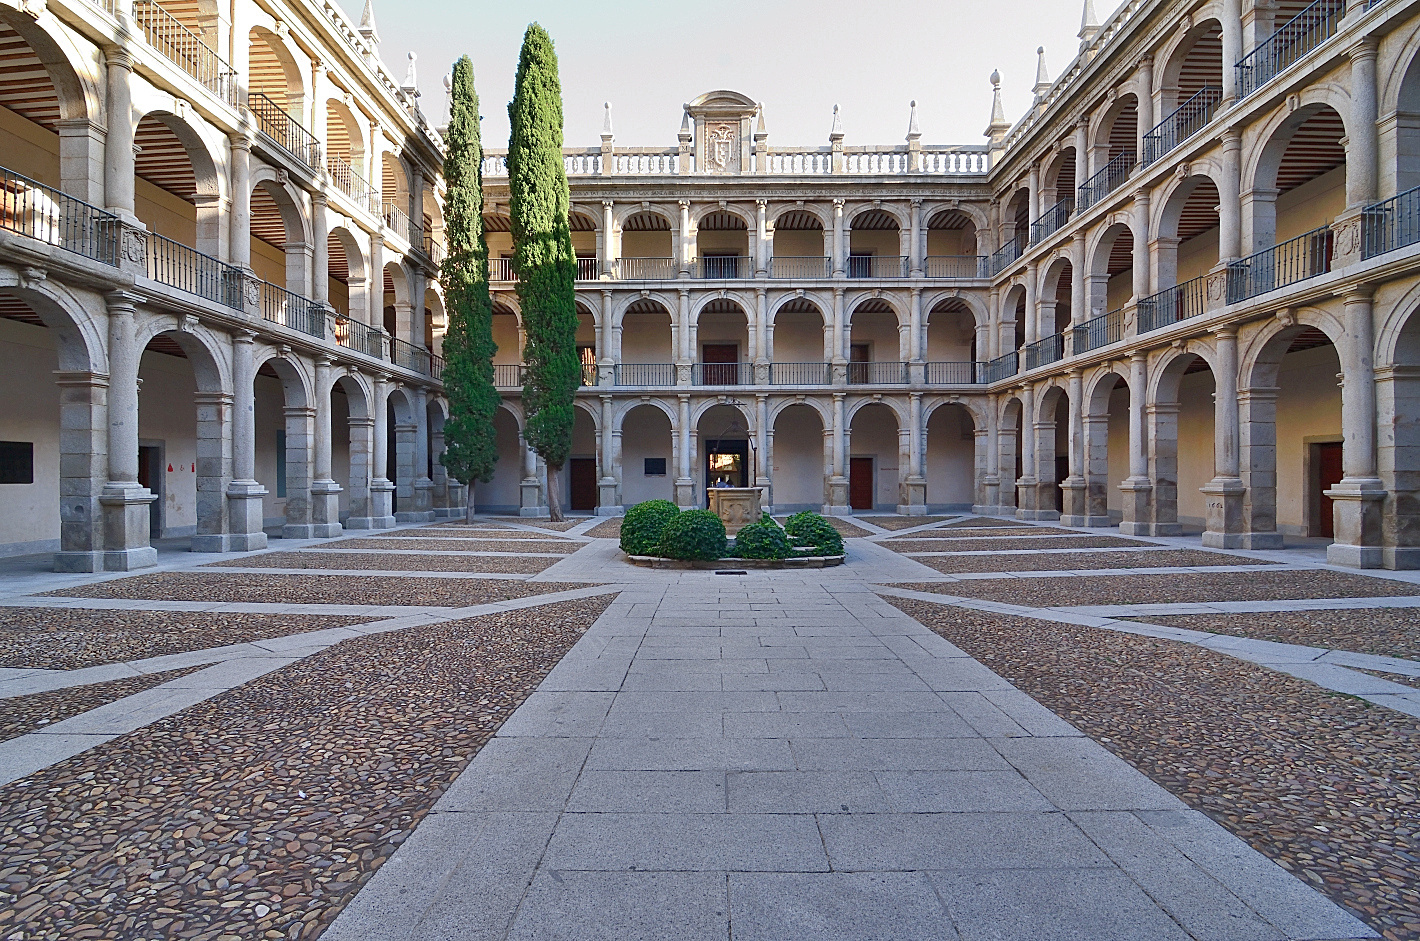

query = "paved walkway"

[{"left": 324, "top": 557, "right": 1376, "bottom": 941}]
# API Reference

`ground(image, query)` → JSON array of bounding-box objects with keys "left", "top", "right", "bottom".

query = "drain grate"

[{"left": 714, "top": 570, "right": 748, "bottom": 575}]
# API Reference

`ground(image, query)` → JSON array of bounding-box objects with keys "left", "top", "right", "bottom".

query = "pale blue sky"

[{"left": 343, "top": 1, "right": 1119, "bottom": 148}]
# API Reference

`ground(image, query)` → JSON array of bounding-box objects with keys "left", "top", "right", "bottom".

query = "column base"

[
  {"left": 283, "top": 523, "right": 344, "bottom": 539},
  {"left": 595, "top": 504, "right": 625, "bottom": 517},
  {"left": 824, "top": 476, "right": 850, "bottom": 515},
  {"left": 99, "top": 482, "right": 158, "bottom": 572},
  {"left": 519, "top": 506, "right": 552, "bottom": 519},
  {"left": 898, "top": 477, "right": 927, "bottom": 515},
  {"left": 53, "top": 551, "right": 104, "bottom": 573},
  {"left": 394, "top": 511, "right": 437, "bottom": 523},
  {"left": 1117, "top": 476, "right": 1153, "bottom": 535},
  {"left": 675, "top": 477, "right": 697, "bottom": 509},
  {"left": 344, "top": 517, "right": 395, "bottom": 530},
  {"left": 1383, "top": 547, "right": 1420, "bottom": 570},
  {"left": 1060, "top": 478, "right": 1087, "bottom": 524},
  {"left": 190, "top": 534, "right": 236, "bottom": 553},
  {"left": 521, "top": 477, "right": 547, "bottom": 515},
  {"left": 598, "top": 479, "right": 621, "bottom": 512},
  {"left": 1144, "top": 522, "right": 1183, "bottom": 537},
  {"left": 1325, "top": 479, "right": 1386, "bottom": 569},
  {"left": 226, "top": 480, "right": 270, "bottom": 550},
  {"left": 972, "top": 504, "right": 1009, "bottom": 517},
  {"left": 103, "top": 546, "right": 158, "bottom": 571},
  {"left": 1200, "top": 476, "right": 1246, "bottom": 547},
  {"left": 434, "top": 507, "right": 463, "bottom": 519},
  {"left": 365, "top": 480, "right": 397, "bottom": 529},
  {"left": 1014, "top": 476, "right": 1039, "bottom": 517},
  {"left": 311, "top": 480, "right": 344, "bottom": 535}
]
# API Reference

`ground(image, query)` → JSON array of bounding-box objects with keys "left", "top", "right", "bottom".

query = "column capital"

[
  {"left": 1213, "top": 325, "right": 1238, "bottom": 341},
  {"left": 1343, "top": 286, "right": 1376, "bottom": 305},
  {"left": 104, "top": 290, "right": 144, "bottom": 314},
  {"left": 1348, "top": 36, "right": 1379, "bottom": 61},
  {"left": 678, "top": 198, "right": 691, "bottom": 209},
  {"left": 910, "top": 197, "right": 922, "bottom": 208},
  {"left": 228, "top": 132, "right": 254, "bottom": 152},
  {"left": 102, "top": 45, "right": 135, "bottom": 71},
  {"left": 602, "top": 198, "right": 614, "bottom": 209}
]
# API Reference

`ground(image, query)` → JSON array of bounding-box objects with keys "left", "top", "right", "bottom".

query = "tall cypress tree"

[
  {"left": 508, "top": 23, "right": 578, "bottom": 521},
  {"left": 438, "top": 55, "right": 500, "bottom": 515}
]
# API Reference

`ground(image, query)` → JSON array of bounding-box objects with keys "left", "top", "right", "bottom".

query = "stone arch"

[
  {"left": 921, "top": 201, "right": 990, "bottom": 239},
  {"left": 325, "top": 96, "right": 366, "bottom": 162},
  {"left": 768, "top": 396, "right": 831, "bottom": 426},
  {"left": 0, "top": 7, "right": 97, "bottom": 127},
  {"left": 1241, "top": 308, "right": 1345, "bottom": 390},
  {"left": 1243, "top": 90, "right": 1354, "bottom": 194},
  {"left": 925, "top": 396, "right": 987, "bottom": 431},
  {"left": 616, "top": 396, "right": 677, "bottom": 430},
  {"left": 690, "top": 203, "right": 755, "bottom": 229},
  {"left": 845, "top": 395, "right": 908, "bottom": 426},
  {"left": 1085, "top": 365, "right": 1134, "bottom": 408},
  {"left": 252, "top": 348, "right": 313, "bottom": 409},
  {"left": 615, "top": 204, "right": 677, "bottom": 231},
  {"left": 333, "top": 371, "right": 372, "bottom": 420},
  {"left": 134, "top": 318, "right": 230, "bottom": 393},
  {"left": 690, "top": 397, "right": 754, "bottom": 429},
  {"left": 1153, "top": 168, "right": 1224, "bottom": 239},
  {"left": 1377, "top": 279, "right": 1420, "bottom": 366},
  {"left": 769, "top": 203, "right": 831, "bottom": 230},
  {"left": 1092, "top": 91, "right": 1141, "bottom": 157},
  {"left": 845, "top": 292, "right": 908, "bottom": 328},
  {"left": 921, "top": 289, "right": 988, "bottom": 327},
  {"left": 1148, "top": 341, "right": 1220, "bottom": 403},
  {"left": 612, "top": 291, "right": 678, "bottom": 327},
  {"left": 1243, "top": 95, "right": 1351, "bottom": 251},
  {"left": 248, "top": 25, "right": 306, "bottom": 113},
  {"left": 767, "top": 292, "right": 830, "bottom": 325},
  {"left": 1157, "top": 14, "right": 1226, "bottom": 114},
  {"left": 1384, "top": 24, "right": 1420, "bottom": 194},
  {"left": 690, "top": 291, "right": 755, "bottom": 322},
  {"left": 0, "top": 279, "right": 104, "bottom": 373},
  {"left": 1043, "top": 146, "right": 1080, "bottom": 205},
  {"left": 846, "top": 202, "right": 908, "bottom": 230}
]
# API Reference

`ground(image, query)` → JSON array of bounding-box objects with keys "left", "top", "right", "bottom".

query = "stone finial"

[
  {"left": 1034, "top": 47, "right": 1051, "bottom": 98},
  {"left": 1079, "top": 0, "right": 1100, "bottom": 44},
  {"left": 906, "top": 100, "right": 921, "bottom": 140},
  {"left": 358, "top": 0, "right": 379, "bottom": 45},
  {"left": 402, "top": 51, "right": 418, "bottom": 94},
  {"left": 755, "top": 102, "right": 767, "bottom": 140},
  {"left": 829, "top": 104, "right": 843, "bottom": 142},
  {"left": 602, "top": 101, "right": 614, "bottom": 140},
  {"left": 678, "top": 109, "right": 692, "bottom": 143},
  {"left": 984, "top": 71, "right": 1010, "bottom": 144}
]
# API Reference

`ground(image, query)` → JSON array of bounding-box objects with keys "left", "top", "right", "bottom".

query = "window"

[
  {"left": 276, "top": 430, "right": 287, "bottom": 498},
  {"left": 644, "top": 458, "right": 667, "bottom": 477},
  {"left": 0, "top": 441, "right": 33, "bottom": 484}
]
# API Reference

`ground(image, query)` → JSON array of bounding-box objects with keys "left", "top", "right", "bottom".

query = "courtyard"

[{"left": 0, "top": 517, "right": 1415, "bottom": 940}]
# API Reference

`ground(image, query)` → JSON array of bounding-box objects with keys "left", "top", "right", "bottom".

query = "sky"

[{"left": 341, "top": 0, "right": 1122, "bottom": 149}]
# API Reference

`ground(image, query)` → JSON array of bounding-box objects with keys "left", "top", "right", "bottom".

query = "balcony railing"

[
  {"left": 619, "top": 257, "right": 678, "bottom": 280},
  {"left": 146, "top": 232, "right": 241, "bottom": 308},
  {"left": 771, "top": 256, "right": 832, "bottom": 279},
  {"left": 1138, "top": 275, "right": 1209, "bottom": 334},
  {"left": 925, "top": 361, "right": 986, "bottom": 384},
  {"left": 390, "top": 336, "right": 432, "bottom": 375},
  {"left": 131, "top": 0, "right": 238, "bottom": 106},
  {"left": 258, "top": 280, "right": 323, "bottom": 338},
  {"left": 615, "top": 363, "right": 676, "bottom": 387},
  {"left": 693, "top": 361, "right": 753, "bottom": 385},
  {"left": 576, "top": 256, "right": 600, "bottom": 280},
  {"left": 1072, "top": 308, "right": 1123, "bottom": 354},
  {"left": 490, "top": 257, "right": 515, "bottom": 282},
  {"left": 1078, "top": 151, "right": 1135, "bottom": 211},
  {"left": 1030, "top": 199, "right": 1074, "bottom": 244},
  {"left": 694, "top": 256, "right": 752, "bottom": 279},
  {"left": 1236, "top": 0, "right": 1346, "bottom": 98},
  {"left": 848, "top": 255, "right": 908, "bottom": 279},
  {"left": 1362, "top": 185, "right": 1420, "bottom": 260},
  {"left": 421, "top": 236, "right": 445, "bottom": 267},
  {"left": 988, "top": 237, "right": 1023, "bottom": 276},
  {"left": 1023, "top": 333, "right": 1065, "bottom": 370},
  {"left": 0, "top": 165, "right": 119, "bottom": 266},
  {"left": 430, "top": 354, "right": 445, "bottom": 381},
  {"left": 247, "top": 93, "right": 321, "bottom": 170},
  {"left": 494, "top": 363, "right": 524, "bottom": 387},
  {"left": 769, "top": 362, "right": 831, "bottom": 385},
  {"left": 1226, "top": 226, "right": 1334, "bottom": 303},
  {"left": 1143, "top": 87, "right": 1223, "bottom": 166},
  {"left": 847, "top": 361, "right": 907, "bottom": 384},
  {"left": 382, "top": 201, "right": 412, "bottom": 242},
  {"left": 924, "top": 255, "right": 989, "bottom": 279},
  {"left": 331, "top": 314, "right": 385, "bottom": 359},
  {"left": 983, "top": 351, "right": 1019, "bottom": 383},
  {"left": 327, "top": 155, "right": 380, "bottom": 214}
]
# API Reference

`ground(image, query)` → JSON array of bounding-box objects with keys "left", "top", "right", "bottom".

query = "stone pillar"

[
  {"left": 1327, "top": 291, "right": 1386, "bottom": 567},
  {"left": 832, "top": 287, "right": 847, "bottom": 375},
  {"left": 308, "top": 358, "right": 344, "bottom": 537},
  {"left": 1136, "top": 55, "right": 1154, "bottom": 163},
  {"left": 103, "top": 48, "right": 137, "bottom": 221},
  {"left": 1238, "top": 385, "right": 1283, "bottom": 547},
  {"left": 520, "top": 434, "right": 547, "bottom": 517},
  {"left": 678, "top": 199, "right": 692, "bottom": 276},
  {"left": 755, "top": 393, "right": 770, "bottom": 495},
  {"left": 411, "top": 387, "right": 435, "bottom": 519},
  {"left": 908, "top": 199, "right": 923, "bottom": 276},
  {"left": 756, "top": 199, "right": 769, "bottom": 276},
  {"left": 1201, "top": 328, "right": 1247, "bottom": 547},
  {"left": 229, "top": 135, "right": 253, "bottom": 270},
  {"left": 430, "top": 409, "right": 452, "bottom": 518},
  {"left": 826, "top": 392, "right": 849, "bottom": 513},
  {"left": 1132, "top": 189, "right": 1151, "bottom": 304},
  {"left": 900, "top": 392, "right": 926, "bottom": 514},
  {"left": 975, "top": 397, "right": 1002, "bottom": 514},
  {"left": 754, "top": 288, "right": 769, "bottom": 381},
  {"left": 1074, "top": 118, "right": 1091, "bottom": 189},
  {"left": 1023, "top": 262, "right": 1038, "bottom": 346},
  {"left": 1016, "top": 385, "right": 1040, "bottom": 516},
  {"left": 1347, "top": 39, "right": 1379, "bottom": 211},
  {"left": 311, "top": 192, "right": 330, "bottom": 306},
  {"left": 1221, "top": 0, "right": 1242, "bottom": 105},
  {"left": 677, "top": 288, "right": 692, "bottom": 385},
  {"left": 675, "top": 394, "right": 696, "bottom": 507},
  {"left": 598, "top": 393, "right": 621, "bottom": 513},
  {"left": 1218, "top": 129, "right": 1243, "bottom": 263},
  {"left": 1028, "top": 164, "right": 1041, "bottom": 226},
  {"left": 909, "top": 288, "right": 924, "bottom": 383},
  {"left": 1060, "top": 369, "right": 1088, "bottom": 525},
  {"left": 278, "top": 402, "right": 316, "bottom": 538},
  {"left": 99, "top": 292, "right": 156, "bottom": 570},
  {"left": 602, "top": 200, "right": 616, "bottom": 277},
  {"left": 52, "top": 372, "right": 110, "bottom": 573},
  {"left": 367, "top": 376, "right": 397, "bottom": 527},
  {"left": 343, "top": 412, "right": 376, "bottom": 528},
  {"left": 1118, "top": 353, "right": 1153, "bottom": 534},
  {"left": 832, "top": 199, "right": 846, "bottom": 278},
  {"left": 224, "top": 331, "right": 269, "bottom": 548},
  {"left": 1070, "top": 232, "right": 1086, "bottom": 334},
  {"left": 187, "top": 387, "right": 234, "bottom": 552}
]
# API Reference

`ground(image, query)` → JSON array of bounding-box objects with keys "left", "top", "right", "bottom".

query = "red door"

[
  {"left": 850, "top": 457, "right": 875, "bottom": 511},
  {"left": 570, "top": 458, "right": 598, "bottom": 512},
  {"left": 1317, "top": 442, "right": 1343, "bottom": 538},
  {"left": 702, "top": 344, "right": 739, "bottom": 385}
]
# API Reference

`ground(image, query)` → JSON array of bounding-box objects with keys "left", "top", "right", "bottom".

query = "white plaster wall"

[
  {"left": 772, "top": 406, "right": 825, "bottom": 510},
  {"left": 492, "top": 314, "right": 520, "bottom": 365},
  {"left": 477, "top": 408, "right": 522, "bottom": 512},
  {"left": 1275, "top": 343, "right": 1343, "bottom": 534},
  {"left": 849, "top": 312, "right": 899, "bottom": 359},
  {"left": 1177, "top": 226, "right": 1220, "bottom": 284},
  {"left": 253, "top": 373, "right": 287, "bottom": 524},
  {"left": 137, "top": 349, "right": 199, "bottom": 536},
  {"left": 622, "top": 231, "right": 672, "bottom": 257},
  {"left": 1176, "top": 369, "right": 1216, "bottom": 526},
  {"left": 1276, "top": 166, "right": 1346, "bottom": 242},
  {"left": 926, "top": 229, "right": 972, "bottom": 256},
  {"left": 0, "top": 320, "right": 60, "bottom": 553},
  {"left": 620, "top": 406, "right": 674, "bottom": 506},
  {"left": 332, "top": 390, "right": 352, "bottom": 515},
  {"left": 849, "top": 230, "right": 899, "bottom": 257},
  {"left": 926, "top": 405, "right": 975, "bottom": 508},
  {"left": 1, "top": 103, "right": 60, "bottom": 186},
  {"left": 621, "top": 312, "right": 674, "bottom": 363},
  {"left": 850, "top": 405, "right": 900, "bottom": 510},
  {"left": 772, "top": 311, "right": 825, "bottom": 361},
  {"left": 698, "top": 311, "right": 748, "bottom": 358},
  {"left": 1107, "top": 385, "right": 1129, "bottom": 515},
  {"left": 926, "top": 313, "right": 975, "bottom": 361},
  {"left": 774, "top": 230, "right": 823, "bottom": 256}
]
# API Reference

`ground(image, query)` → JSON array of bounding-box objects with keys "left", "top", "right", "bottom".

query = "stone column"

[
  {"left": 832, "top": 199, "right": 846, "bottom": 278},
  {"left": 1132, "top": 188, "right": 1151, "bottom": 304},
  {"left": 1347, "top": 39, "right": 1379, "bottom": 211},
  {"left": 678, "top": 199, "right": 692, "bottom": 276},
  {"left": 368, "top": 376, "right": 396, "bottom": 527},
  {"left": 755, "top": 394, "right": 770, "bottom": 495},
  {"left": 1028, "top": 164, "right": 1041, "bottom": 226},
  {"left": 909, "top": 199, "right": 923, "bottom": 277},
  {"left": 1074, "top": 118, "right": 1091, "bottom": 188},
  {"left": 103, "top": 48, "right": 137, "bottom": 221},
  {"left": 901, "top": 392, "right": 926, "bottom": 514},
  {"left": 602, "top": 200, "right": 615, "bottom": 277},
  {"left": 598, "top": 393, "right": 621, "bottom": 513},
  {"left": 1145, "top": 397, "right": 1183, "bottom": 537},
  {"left": 430, "top": 409, "right": 452, "bottom": 518},
  {"left": 1201, "top": 328, "right": 1248, "bottom": 547},
  {"left": 1023, "top": 262, "right": 1038, "bottom": 346},
  {"left": 1327, "top": 290, "right": 1386, "bottom": 567},
  {"left": 909, "top": 288, "right": 924, "bottom": 384},
  {"left": 1218, "top": 129, "right": 1243, "bottom": 263},
  {"left": 308, "top": 357, "right": 343, "bottom": 537},
  {"left": 517, "top": 433, "right": 545, "bottom": 517},
  {"left": 280, "top": 402, "right": 316, "bottom": 538},
  {"left": 826, "top": 392, "right": 849, "bottom": 513},
  {"left": 975, "top": 396, "right": 1002, "bottom": 514},
  {"left": 1016, "top": 385, "right": 1040, "bottom": 516},
  {"left": 343, "top": 411, "right": 376, "bottom": 528},
  {"left": 753, "top": 288, "right": 768, "bottom": 380},
  {"left": 677, "top": 288, "right": 692, "bottom": 385},
  {"left": 1136, "top": 55, "right": 1154, "bottom": 162},
  {"left": 52, "top": 372, "right": 110, "bottom": 572},
  {"left": 99, "top": 292, "right": 156, "bottom": 570},
  {"left": 1060, "top": 369, "right": 1088, "bottom": 525},
  {"left": 1118, "top": 352, "right": 1153, "bottom": 534},
  {"left": 411, "top": 387, "right": 435, "bottom": 519},
  {"left": 1221, "top": 0, "right": 1242, "bottom": 105},
  {"left": 1238, "top": 385, "right": 1283, "bottom": 547},
  {"left": 230, "top": 135, "right": 253, "bottom": 270},
  {"left": 311, "top": 192, "right": 330, "bottom": 306},
  {"left": 756, "top": 199, "right": 769, "bottom": 276},
  {"left": 224, "top": 330, "right": 268, "bottom": 548},
  {"left": 675, "top": 394, "right": 696, "bottom": 507},
  {"left": 832, "top": 287, "right": 847, "bottom": 379}
]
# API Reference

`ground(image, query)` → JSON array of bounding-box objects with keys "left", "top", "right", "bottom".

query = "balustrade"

[
  {"left": 769, "top": 362, "right": 832, "bottom": 385},
  {"left": 988, "top": 237, "right": 1023, "bottom": 276},
  {"left": 618, "top": 257, "right": 678, "bottom": 280},
  {"left": 1023, "top": 333, "right": 1065, "bottom": 370},
  {"left": 147, "top": 232, "right": 241, "bottom": 307},
  {"left": 0, "top": 165, "right": 119, "bottom": 266},
  {"left": 1363, "top": 186, "right": 1420, "bottom": 260},
  {"left": 1226, "top": 226, "right": 1333, "bottom": 303},
  {"left": 924, "top": 255, "right": 989, "bottom": 279},
  {"left": 1137, "top": 275, "right": 1208, "bottom": 333},
  {"left": 693, "top": 361, "right": 753, "bottom": 386},
  {"left": 327, "top": 155, "right": 380, "bottom": 214},
  {"left": 247, "top": 93, "right": 321, "bottom": 170},
  {"left": 925, "top": 362, "right": 986, "bottom": 384},
  {"left": 1072, "top": 308, "right": 1123, "bottom": 354},
  {"left": 1029, "top": 199, "right": 1073, "bottom": 244},
  {"left": 614, "top": 363, "right": 677, "bottom": 387},
  {"left": 770, "top": 257, "right": 832, "bottom": 279},
  {"left": 1142, "top": 87, "right": 1223, "bottom": 166},
  {"left": 131, "top": 0, "right": 238, "bottom": 105},
  {"left": 1077, "top": 152, "right": 1135, "bottom": 211},
  {"left": 1236, "top": 0, "right": 1346, "bottom": 98},
  {"left": 847, "top": 361, "right": 907, "bottom": 384},
  {"left": 330, "top": 314, "right": 385, "bottom": 359},
  {"left": 259, "top": 280, "right": 323, "bottom": 338},
  {"left": 847, "top": 255, "right": 908, "bottom": 279},
  {"left": 984, "top": 351, "right": 1019, "bottom": 383}
]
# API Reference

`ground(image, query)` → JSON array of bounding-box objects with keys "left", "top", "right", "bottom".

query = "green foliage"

[
  {"left": 784, "top": 511, "right": 845, "bottom": 556},
  {"left": 508, "top": 23, "right": 579, "bottom": 487},
  {"left": 658, "top": 509, "right": 727, "bottom": 561},
  {"left": 620, "top": 499, "right": 680, "bottom": 556},
  {"left": 438, "top": 55, "right": 499, "bottom": 488},
  {"left": 733, "top": 521, "right": 792, "bottom": 560}
]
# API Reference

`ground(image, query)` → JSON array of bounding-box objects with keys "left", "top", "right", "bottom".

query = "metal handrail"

[
  {"left": 1072, "top": 308, "right": 1123, "bottom": 354},
  {"left": 769, "top": 362, "right": 832, "bottom": 385},
  {"left": 1226, "top": 226, "right": 1334, "bottom": 303},
  {"left": 1362, "top": 185, "right": 1420, "bottom": 260},
  {"left": 693, "top": 256, "right": 753, "bottom": 279},
  {"left": 330, "top": 315, "right": 385, "bottom": 359},
  {"left": 925, "top": 361, "right": 985, "bottom": 384},
  {"left": 1236, "top": 0, "right": 1346, "bottom": 98},
  {"left": 988, "top": 237, "right": 1023, "bottom": 276},
  {"left": 327, "top": 155, "right": 380, "bottom": 214},
  {"left": 258, "top": 280, "right": 323, "bottom": 338},
  {"left": 1023, "top": 333, "right": 1065, "bottom": 370},
  {"left": 390, "top": 336, "right": 432, "bottom": 375},
  {"left": 490, "top": 257, "right": 516, "bottom": 282},
  {"left": 984, "top": 351, "right": 1019, "bottom": 383},
  {"left": 247, "top": 92, "right": 321, "bottom": 170},
  {"left": 493, "top": 363, "right": 524, "bottom": 387},
  {"left": 618, "top": 257, "right": 678, "bottom": 280},
  {"left": 0, "top": 164, "right": 119, "bottom": 266},
  {"left": 131, "top": 0, "right": 238, "bottom": 106},
  {"left": 1078, "top": 151, "right": 1135, "bottom": 211},
  {"left": 1143, "top": 87, "right": 1223, "bottom": 166},
  {"left": 1138, "top": 275, "right": 1209, "bottom": 333},
  {"left": 147, "top": 232, "right": 241, "bottom": 307},
  {"left": 924, "top": 256, "right": 990, "bottom": 279},
  {"left": 430, "top": 354, "right": 445, "bottom": 381},
  {"left": 770, "top": 256, "right": 832, "bottom": 279},
  {"left": 1030, "top": 199, "right": 1074, "bottom": 244},
  {"left": 693, "top": 361, "right": 754, "bottom": 385},
  {"left": 382, "top": 200, "right": 411, "bottom": 242},
  {"left": 614, "top": 363, "right": 676, "bottom": 387},
  {"left": 576, "top": 257, "right": 599, "bottom": 281},
  {"left": 847, "top": 255, "right": 908, "bottom": 279},
  {"left": 847, "top": 361, "right": 907, "bottom": 384}
]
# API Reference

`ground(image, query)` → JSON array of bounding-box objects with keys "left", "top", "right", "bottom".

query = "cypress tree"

[
  {"left": 508, "top": 23, "right": 579, "bottom": 521},
  {"left": 438, "top": 55, "right": 500, "bottom": 515}
]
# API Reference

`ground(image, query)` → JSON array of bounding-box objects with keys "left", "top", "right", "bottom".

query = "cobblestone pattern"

[
  {"left": 884, "top": 536, "right": 1157, "bottom": 552},
  {"left": 46, "top": 573, "right": 589, "bottom": 607},
  {"left": 914, "top": 549, "right": 1275, "bottom": 574},
  {"left": 296, "top": 539, "right": 581, "bottom": 554},
  {"left": 583, "top": 518, "right": 622, "bottom": 539},
  {"left": 1129, "top": 609, "right": 1420, "bottom": 663},
  {"left": 489, "top": 518, "right": 585, "bottom": 531},
  {"left": 0, "top": 596, "right": 614, "bottom": 941},
  {"left": 940, "top": 518, "right": 1030, "bottom": 528},
  {"left": 207, "top": 552, "right": 560, "bottom": 574},
  {"left": 0, "top": 668, "right": 202, "bottom": 744},
  {"left": 884, "top": 597, "right": 1420, "bottom": 941},
  {"left": 882, "top": 526, "right": 1082, "bottom": 539},
  {"left": 893, "top": 570, "right": 1420, "bottom": 607},
  {"left": 856, "top": 516, "right": 956, "bottom": 530},
  {"left": 0, "top": 610, "right": 373, "bottom": 671}
]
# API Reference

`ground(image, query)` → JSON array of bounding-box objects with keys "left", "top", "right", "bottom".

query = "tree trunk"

[
  {"left": 546, "top": 463, "right": 563, "bottom": 521},
  {"left": 465, "top": 479, "right": 476, "bottom": 521}
]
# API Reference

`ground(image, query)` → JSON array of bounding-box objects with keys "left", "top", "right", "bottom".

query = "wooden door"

[
  {"left": 1317, "top": 442, "right": 1343, "bottom": 538},
  {"left": 850, "top": 457, "right": 875, "bottom": 511},
  {"left": 570, "top": 457, "right": 598, "bottom": 512},
  {"left": 702, "top": 344, "right": 739, "bottom": 385}
]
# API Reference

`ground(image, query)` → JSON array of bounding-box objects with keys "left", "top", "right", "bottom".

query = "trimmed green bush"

[
  {"left": 733, "top": 521, "right": 792, "bottom": 560},
  {"left": 658, "top": 509, "right": 727, "bottom": 561},
  {"left": 620, "top": 499, "right": 680, "bottom": 555},
  {"left": 784, "top": 511, "right": 845, "bottom": 556}
]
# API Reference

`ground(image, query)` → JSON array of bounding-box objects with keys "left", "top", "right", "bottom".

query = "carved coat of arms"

[{"left": 706, "top": 123, "right": 739, "bottom": 172}]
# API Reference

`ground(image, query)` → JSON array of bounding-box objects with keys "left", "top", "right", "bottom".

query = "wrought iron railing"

[
  {"left": 988, "top": 237, "right": 1023, "bottom": 276},
  {"left": 390, "top": 336, "right": 432, "bottom": 375},
  {"left": 769, "top": 362, "right": 832, "bottom": 385},
  {"left": 1143, "top": 87, "right": 1223, "bottom": 165},
  {"left": 1236, "top": 0, "right": 1346, "bottom": 98},
  {"left": 847, "top": 361, "right": 907, "bottom": 384},
  {"left": 983, "top": 351, "right": 1019, "bottom": 383},
  {"left": 330, "top": 315, "right": 384, "bottom": 358},
  {"left": 1030, "top": 199, "right": 1074, "bottom": 243},
  {"left": 847, "top": 255, "right": 908, "bottom": 279},
  {"left": 694, "top": 256, "right": 752, "bottom": 279},
  {"left": 131, "top": 0, "right": 238, "bottom": 105},
  {"left": 146, "top": 232, "right": 241, "bottom": 307},
  {"left": 259, "top": 280, "right": 323, "bottom": 337},
  {"left": 770, "top": 256, "right": 832, "bottom": 279},
  {"left": 924, "top": 255, "right": 990, "bottom": 279},
  {"left": 614, "top": 363, "right": 676, "bottom": 386},
  {"left": 1072, "top": 308, "right": 1123, "bottom": 354},
  {"left": 382, "top": 200, "right": 411, "bottom": 242},
  {"left": 421, "top": 236, "right": 445, "bottom": 267},
  {"left": 1137, "top": 275, "right": 1209, "bottom": 333},
  {"left": 490, "top": 257, "right": 515, "bottom": 282},
  {"left": 327, "top": 155, "right": 380, "bottom": 214},
  {"left": 247, "top": 93, "right": 321, "bottom": 170},
  {"left": 576, "top": 257, "right": 600, "bottom": 280},
  {"left": 430, "top": 354, "right": 444, "bottom": 381},
  {"left": 693, "top": 361, "right": 753, "bottom": 385},
  {"left": 493, "top": 363, "right": 524, "bottom": 387},
  {"left": 1226, "top": 226, "right": 1334, "bottom": 303},
  {"left": 1078, "top": 151, "right": 1135, "bottom": 211},
  {"left": 0, "top": 165, "right": 119, "bottom": 266},
  {"left": 1362, "top": 185, "right": 1420, "bottom": 259},
  {"left": 1023, "top": 333, "right": 1065, "bottom": 370},
  {"left": 925, "top": 362, "right": 985, "bottom": 384},
  {"left": 618, "top": 257, "right": 678, "bottom": 280}
]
